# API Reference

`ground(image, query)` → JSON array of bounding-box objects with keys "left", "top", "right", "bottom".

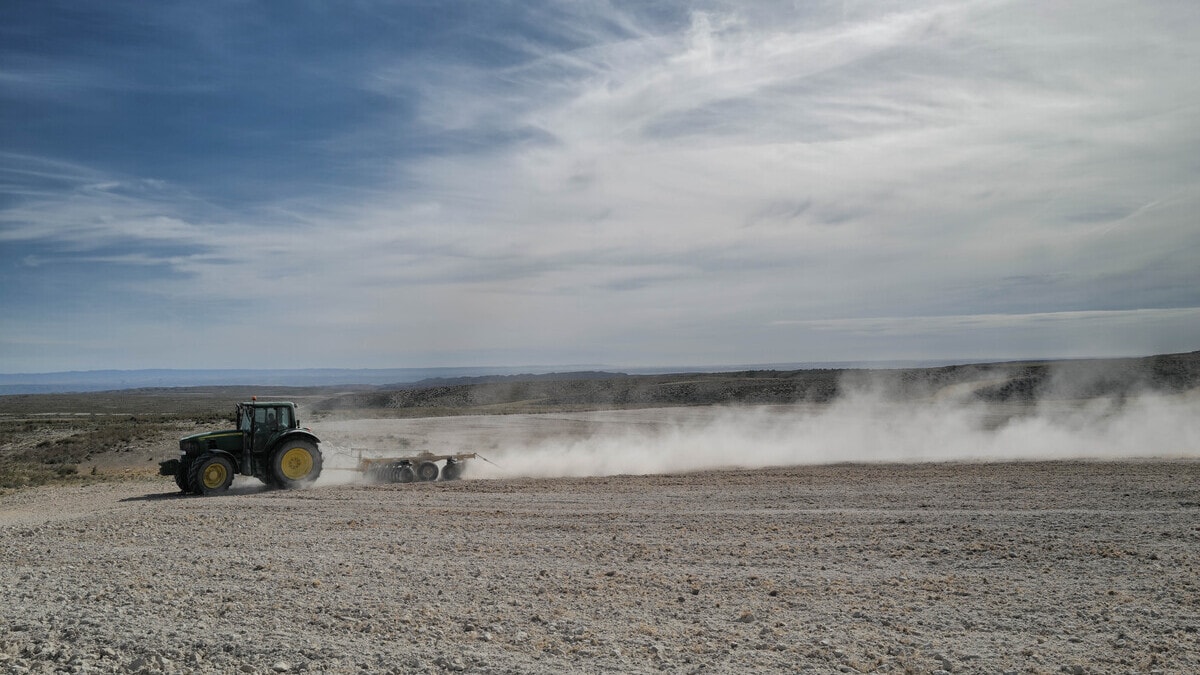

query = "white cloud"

[{"left": 3, "top": 1, "right": 1198, "bottom": 369}]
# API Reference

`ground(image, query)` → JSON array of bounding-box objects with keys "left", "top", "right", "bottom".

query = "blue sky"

[{"left": 2, "top": 0, "right": 1198, "bottom": 373}]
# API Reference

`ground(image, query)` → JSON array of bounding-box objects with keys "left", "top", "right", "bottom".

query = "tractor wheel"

[
  {"left": 416, "top": 461, "right": 439, "bottom": 482},
  {"left": 270, "top": 440, "right": 323, "bottom": 489},
  {"left": 442, "top": 460, "right": 464, "bottom": 481},
  {"left": 187, "top": 454, "right": 234, "bottom": 495},
  {"left": 174, "top": 459, "right": 193, "bottom": 493},
  {"left": 396, "top": 464, "right": 415, "bottom": 483}
]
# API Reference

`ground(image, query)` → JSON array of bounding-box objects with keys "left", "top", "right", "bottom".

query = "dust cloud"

[
  {"left": 456, "top": 388, "right": 1197, "bottom": 480},
  {"left": 308, "top": 368, "right": 1200, "bottom": 484}
]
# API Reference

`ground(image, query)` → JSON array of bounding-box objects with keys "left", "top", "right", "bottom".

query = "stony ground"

[{"left": 2, "top": 458, "right": 1198, "bottom": 674}]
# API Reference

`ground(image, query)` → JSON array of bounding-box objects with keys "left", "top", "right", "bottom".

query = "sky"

[{"left": 2, "top": 0, "right": 1198, "bottom": 373}]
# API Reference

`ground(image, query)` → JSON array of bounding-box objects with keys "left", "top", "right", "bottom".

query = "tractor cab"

[{"left": 237, "top": 401, "right": 298, "bottom": 455}]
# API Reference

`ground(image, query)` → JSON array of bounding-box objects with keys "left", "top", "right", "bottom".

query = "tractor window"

[
  {"left": 251, "top": 406, "right": 293, "bottom": 432},
  {"left": 255, "top": 407, "right": 274, "bottom": 432},
  {"left": 247, "top": 403, "right": 294, "bottom": 429}
]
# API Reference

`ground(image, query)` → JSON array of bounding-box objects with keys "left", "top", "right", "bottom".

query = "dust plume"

[
  {"left": 468, "top": 385, "right": 1200, "bottom": 480},
  {"left": 311, "top": 373, "right": 1199, "bottom": 483}
]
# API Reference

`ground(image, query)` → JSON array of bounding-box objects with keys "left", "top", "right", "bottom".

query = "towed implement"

[
  {"left": 160, "top": 399, "right": 480, "bottom": 495},
  {"left": 359, "top": 451, "right": 476, "bottom": 483}
]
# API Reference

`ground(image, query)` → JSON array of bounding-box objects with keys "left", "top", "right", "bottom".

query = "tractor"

[{"left": 160, "top": 399, "right": 322, "bottom": 495}]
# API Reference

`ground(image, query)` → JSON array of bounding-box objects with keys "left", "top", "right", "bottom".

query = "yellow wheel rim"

[
  {"left": 202, "top": 462, "right": 228, "bottom": 489},
  {"left": 280, "top": 447, "right": 314, "bottom": 480}
]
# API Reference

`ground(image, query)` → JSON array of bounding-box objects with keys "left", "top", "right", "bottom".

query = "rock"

[{"left": 272, "top": 661, "right": 291, "bottom": 672}]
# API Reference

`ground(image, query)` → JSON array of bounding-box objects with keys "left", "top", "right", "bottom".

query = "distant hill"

[
  {"left": 3, "top": 353, "right": 1197, "bottom": 403},
  {"left": 312, "top": 351, "right": 1200, "bottom": 415},
  {"left": 390, "top": 371, "right": 630, "bottom": 389},
  {"left": 0, "top": 359, "right": 974, "bottom": 395},
  {"left": 0, "top": 366, "right": 603, "bottom": 395}
]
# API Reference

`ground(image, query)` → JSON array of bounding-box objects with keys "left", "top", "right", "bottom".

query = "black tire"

[
  {"left": 442, "top": 460, "right": 464, "bottom": 481},
  {"left": 174, "top": 459, "right": 192, "bottom": 493},
  {"left": 187, "top": 454, "right": 234, "bottom": 495},
  {"left": 270, "top": 439, "right": 323, "bottom": 489},
  {"left": 396, "top": 464, "right": 415, "bottom": 484},
  {"left": 415, "top": 461, "right": 439, "bottom": 482}
]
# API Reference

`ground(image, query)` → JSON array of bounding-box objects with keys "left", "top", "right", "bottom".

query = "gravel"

[{"left": 2, "top": 457, "right": 1199, "bottom": 673}]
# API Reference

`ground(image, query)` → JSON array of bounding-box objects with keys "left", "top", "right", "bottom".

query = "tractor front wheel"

[
  {"left": 187, "top": 454, "right": 234, "bottom": 495},
  {"left": 270, "top": 440, "right": 323, "bottom": 489}
]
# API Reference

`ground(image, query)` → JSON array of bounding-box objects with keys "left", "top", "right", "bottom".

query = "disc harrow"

[{"left": 358, "top": 451, "right": 478, "bottom": 483}]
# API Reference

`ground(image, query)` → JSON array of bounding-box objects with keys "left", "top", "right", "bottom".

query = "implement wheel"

[
  {"left": 387, "top": 463, "right": 414, "bottom": 484},
  {"left": 270, "top": 440, "right": 323, "bottom": 489},
  {"left": 442, "top": 460, "right": 464, "bottom": 481},
  {"left": 396, "top": 464, "right": 415, "bottom": 483},
  {"left": 187, "top": 454, "right": 234, "bottom": 495},
  {"left": 416, "top": 461, "right": 439, "bottom": 482}
]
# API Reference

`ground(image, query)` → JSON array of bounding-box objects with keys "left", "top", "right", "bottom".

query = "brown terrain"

[{"left": 1, "top": 352, "right": 1198, "bottom": 673}]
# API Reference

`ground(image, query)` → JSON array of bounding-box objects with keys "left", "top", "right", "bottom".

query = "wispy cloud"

[{"left": 2, "top": 1, "right": 1198, "bottom": 370}]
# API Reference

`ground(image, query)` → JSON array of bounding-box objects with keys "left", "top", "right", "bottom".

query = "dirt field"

[
  {"left": 2, "top": 443, "right": 1198, "bottom": 673},
  {"left": 2, "top": 375, "right": 1198, "bottom": 674}
]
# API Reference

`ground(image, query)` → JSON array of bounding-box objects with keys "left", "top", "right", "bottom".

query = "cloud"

[
  {"left": 2, "top": 1, "right": 1199, "bottom": 370},
  {"left": 773, "top": 308, "right": 1200, "bottom": 330}
]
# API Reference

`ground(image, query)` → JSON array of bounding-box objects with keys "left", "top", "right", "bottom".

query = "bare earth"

[{"left": 2, "top": 440, "right": 1198, "bottom": 673}]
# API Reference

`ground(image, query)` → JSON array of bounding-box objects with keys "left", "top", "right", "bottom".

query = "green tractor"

[{"left": 160, "top": 400, "right": 323, "bottom": 495}]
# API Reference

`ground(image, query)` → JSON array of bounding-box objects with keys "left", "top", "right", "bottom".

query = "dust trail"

[
  {"left": 314, "top": 444, "right": 372, "bottom": 487},
  {"left": 225, "top": 478, "right": 274, "bottom": 494},
  {"left": 309, "top": 383, "right": 1199, "bottom": 483},
  {"left": 467, "top": 389, "right": 1200, "bottom": 480}
]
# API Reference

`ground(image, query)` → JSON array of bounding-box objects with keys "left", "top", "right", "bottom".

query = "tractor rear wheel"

[
  {"left": 187, "top": 454, "right": 234, "bottom": 495},
  {"left": 416, "top": 461, "right": 439, "bottom": 482},
  {"left": 270, "top": 440, "right": 323, "bottom": 489}
]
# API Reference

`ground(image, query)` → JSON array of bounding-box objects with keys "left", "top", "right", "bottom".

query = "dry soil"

[{"left": 2, "top": 449, "right": 1198, "bottom": 674}]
